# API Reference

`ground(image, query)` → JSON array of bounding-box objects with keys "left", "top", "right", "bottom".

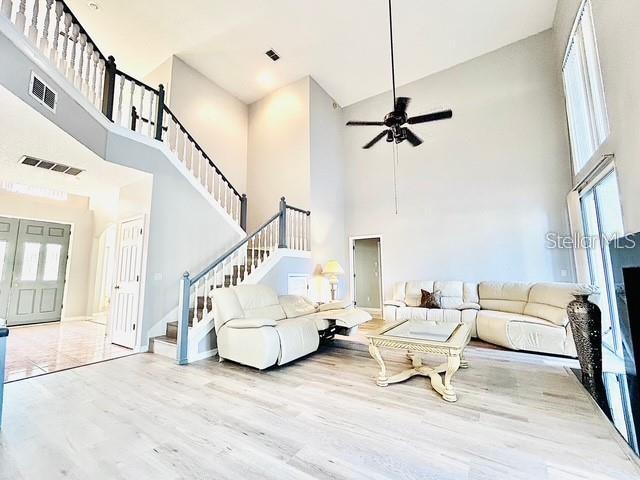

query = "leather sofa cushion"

[
  {"left": 476, "top": 310, "right": 568, "bottom": 355},
  {"left": 225, "top": 318, "right": 277, "bottom": 329},
  {"left": 211, "top": 288, "right": 245, "bottom": 331},
  {"left": 479, "top": 281, "right": 533, "bottom": 314},
  {"left": 234, "top": 284, "right": 286, "bottom": 320},
  {"left": 396, "top": 307, "right": 462, "bottom": 323},
  {"left": 405, "top": 281, "right": 435, "bottom": 306},
  {"left": 392, "top": 282, "right": 407, "bottom": 302},
  {"left": 275, "top": 318, "right": 319, "bottom": 365},
  {"left": 318, "top": 300, "right": 353, "bottom": 312},
  {"left": 402, "top": 281, "right": 478, "bottom": 309},
  {"left": 523, "top": 282, "right": 580, "bottom": 326},
  {"left": 279, "top": 295, "right": 318, "bottom": 318},
  {"left": 301, "top": 312, "right": 332, "bottom": 331}
]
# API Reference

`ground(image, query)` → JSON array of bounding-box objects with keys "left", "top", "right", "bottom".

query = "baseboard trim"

[{"left": 189, "top": 348, "right": 218, "bottom": 362}]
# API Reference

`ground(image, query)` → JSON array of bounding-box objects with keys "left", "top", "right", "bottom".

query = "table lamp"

[{"left": 322, "top": 260, "right": 344, "bottom": 301}]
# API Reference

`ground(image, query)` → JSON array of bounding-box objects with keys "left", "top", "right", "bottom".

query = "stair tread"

[{"left": 153, "top": 335, "right": 177, "bottom": 345}]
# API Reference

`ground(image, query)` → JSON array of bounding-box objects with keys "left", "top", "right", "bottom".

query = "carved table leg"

[
  {"left": 442, "top": 355, "right": 461, "bottom": 402},
  {"left": 369, "top": 344, "right": 388, "bottom": 386},
  {"left": 460, "top": 351, "right": 469, "bottom": 369}
]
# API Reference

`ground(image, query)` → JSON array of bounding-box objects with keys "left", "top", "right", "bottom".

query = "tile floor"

[{"left": 4, "top": 320, "right": 133, "bottom": 382}]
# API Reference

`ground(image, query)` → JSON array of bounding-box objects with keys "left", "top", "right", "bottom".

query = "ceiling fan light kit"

[{"left": 346, "top": 0, "right": 453, "bottom": 149}]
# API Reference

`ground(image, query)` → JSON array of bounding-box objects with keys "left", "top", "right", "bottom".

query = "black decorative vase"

[{"left": 567, "top": 294, "right": 610, "bottom": 416}]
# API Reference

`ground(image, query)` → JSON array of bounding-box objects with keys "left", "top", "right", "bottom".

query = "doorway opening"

[{"left": 350, "top": 236, "right": 383, "bottom": 315}]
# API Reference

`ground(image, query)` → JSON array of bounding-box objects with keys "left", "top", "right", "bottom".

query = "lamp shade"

[{"left": 322, "top": 260, "right": 344, "bottom": 276}]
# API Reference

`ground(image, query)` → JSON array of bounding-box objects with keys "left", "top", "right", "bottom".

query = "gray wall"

[
  {"left": 343, "top": 30, "right": 574, "bottom": 297},
  {"left": 553, "top": 0, "right": 640, "bottom": 234},
  {"left": 309, "top": 78, "right": 348, "bottom": 298},
  {"left": 257, "top": 256, "right": 314, "bottom": 296}
]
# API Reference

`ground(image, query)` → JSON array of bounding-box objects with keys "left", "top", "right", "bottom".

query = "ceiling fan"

[{"left": 346, "top": 0, "right": 453, "bottom": 149}]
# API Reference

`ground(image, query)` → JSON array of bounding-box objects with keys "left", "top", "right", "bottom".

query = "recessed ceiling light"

[
  {"left": 257, "top": 71, "right": 275, "bottom": 88},
  {"left": 88, "top": 2, "right": 99, "bottom": 10}
]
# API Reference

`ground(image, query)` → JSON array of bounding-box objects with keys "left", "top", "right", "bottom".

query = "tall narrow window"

[
  {"left": 21, "top": 242, "right": 41, "bottom": 281},
  {"left": 42, "top": 244, "right": 62, "bottom": 281},
  {"left": 562, "top": 0, "right": 609, "bottom": 175},
  {"left": 580, "top": 169, "right": 624, "bottom": 354}
]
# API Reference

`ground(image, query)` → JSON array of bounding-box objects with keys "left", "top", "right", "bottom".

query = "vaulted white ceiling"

[{"left": 66, "top": 0, "right": 558, "bottom": 106}]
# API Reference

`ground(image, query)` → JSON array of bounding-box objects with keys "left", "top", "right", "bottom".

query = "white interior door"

[
  {"left": 0, "top": 217, "right": 19, "bottom": 323},
  {"left": 110, "top": 217, "right": 144, "bottom": 348},
  {"left": 6, "top": 219, "right": 71, "bottom": 326}
]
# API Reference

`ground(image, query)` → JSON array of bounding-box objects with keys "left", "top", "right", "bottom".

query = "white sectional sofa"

[
  {"left": 384, "top": 280, "right": 589, "bottom": 357},
  {"left": 212, "top": 285, "right": 371, "bottom": 369}
]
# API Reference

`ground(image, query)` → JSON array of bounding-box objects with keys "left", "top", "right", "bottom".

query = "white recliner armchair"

[{"left": 212, "top": 285, "right": 371, "bottom": 369}]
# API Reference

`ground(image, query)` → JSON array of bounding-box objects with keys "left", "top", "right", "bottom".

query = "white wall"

[
  {"left": 146, "top": 56, "right": 249, "bottom": 194},
  {"left": 553, "top": 0, "right": 640, "bottom": 234},
  {"left": 309, "top": 78, "right": 348, "bottom": 298},
  {"left": 343, "top": 31, "right": 574, "bottom": 297},
  {"left": 247, "top": 77, "right": 311, "bottom": 229},
  {"left": 0, "top": 190, "right": 93, "bottom": 319}
]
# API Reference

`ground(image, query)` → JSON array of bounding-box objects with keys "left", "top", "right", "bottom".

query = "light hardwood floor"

[{"left": 1, "top": 344, "right": 638, "bottom": 479}]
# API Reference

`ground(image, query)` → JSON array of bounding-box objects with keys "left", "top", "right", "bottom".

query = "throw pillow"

[{"left": 420, "top": 289, "right": 442, "bottom": 309}]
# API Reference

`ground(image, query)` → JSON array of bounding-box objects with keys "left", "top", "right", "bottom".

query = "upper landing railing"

[{"left": 0, "top": 0, "right": 247, "bottom": 229}]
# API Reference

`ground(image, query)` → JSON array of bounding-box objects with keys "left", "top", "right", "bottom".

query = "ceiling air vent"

[
  {"left": 29, "top": 72, "right": 58, "bottom": 112},
  {"left": 265, "top": 49, "right": 280, "bottom": 61},
  {"left": 19, "top": 156, "right": 84, "bottom": 177}
]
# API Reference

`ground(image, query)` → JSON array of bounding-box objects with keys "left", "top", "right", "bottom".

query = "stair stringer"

[{"left": 185, "top": 248, "right": 312, "bottom": 362}]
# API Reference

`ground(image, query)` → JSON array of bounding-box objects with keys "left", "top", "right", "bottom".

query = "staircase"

[
  {"left": 153, "top": 197, "right": 311, "bottom": 363},
  {"left": 0, "top": 0, "right": 246, "bottom": 230},
  {"left": 1, "top": 0, "right": 314, "bottom": 364}
]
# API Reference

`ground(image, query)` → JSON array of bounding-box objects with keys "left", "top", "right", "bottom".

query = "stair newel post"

[
  {"left": 240, "top": 194, "right": 248, "bottom": 231},
  {"left": 278, "top": 197, "right": 288, "bottom": 248},
  {"left": 155, "top": 84, "right": 165, "bottom": 141},
  {"left": 177, "top": 271, "right": 191, "bottom": 365},
  {"left": 101, "top": 55, "right": 117, "bottom": 121},
  {"left": 130, "top": 106, "right": 137, "bottom": 131}
]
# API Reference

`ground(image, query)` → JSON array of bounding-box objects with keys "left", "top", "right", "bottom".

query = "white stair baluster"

[
  {"left": 0, "top": 0, "right": 13, "bottom": 20},
  {"left": 76, "top": 33, "right": 86, "bottom": 89},
  {"left": 83, "top": 41, "right": 94, "bottom": 96},
  {"left": 148, "top": 90, "right": 156, "bottom": 138},
  {"left": 57, "top": 12, "right": 71, "bottom": 71},
  {"left": 66, "top": 22, "right": 79, "bottom": 81},
  {"left": 137, "top": 88, "right": 145, "bottom": 133},
  {"left": 49, "top": 1, "right": 63, "bottom": 61},
  {"left": 127, "top": 81, "right": 135, "bottom": 127},
  {"left": 116, "top": 74, "right": 125, "bottom": 125},
  {"left": 94, "top": 56, "right": 104, "bottom": 108},
  {"left": 39, "top": 0, "right": 53, "bottom": 53},
  {"left": 28, "top": 0, "right": 40, "bottom": 43},
  {"left": 15, "top": 0, "right": 26, "bottom": 33}
]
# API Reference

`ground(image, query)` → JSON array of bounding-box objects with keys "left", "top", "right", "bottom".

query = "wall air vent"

[
  {"left": 29, "top": 72, "right": 58, "bottom": 112},
  {"left": 19, "top": 156, "right": 84, "bottom": 177},
  {"left": 265, "top": 49, "right": 280, "bottom": 61}
]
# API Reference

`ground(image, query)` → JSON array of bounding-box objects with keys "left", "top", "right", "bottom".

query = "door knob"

[{"left": 114, "top": 285, "right": 120, "bottom": 290}]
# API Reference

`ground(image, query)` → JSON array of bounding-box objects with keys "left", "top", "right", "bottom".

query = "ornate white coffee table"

[{"left": 366, "top": 321, "right": 471, "bottom": 402}]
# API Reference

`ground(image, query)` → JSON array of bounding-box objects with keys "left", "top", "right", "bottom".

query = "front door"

[
  {"left": 6, "top": 219, "right": 71, "bottom": 326},
  {"left": 110, "top": 217, "right": 144, "bottom": 348},
  {"left": 0, "top": 217, "right": 19, "bottom": 323}
]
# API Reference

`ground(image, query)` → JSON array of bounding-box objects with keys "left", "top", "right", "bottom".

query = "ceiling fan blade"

[
  {"left": 346, "top": 120, "right": 385, "bottom": 126},
  {"left": 394, "top": 96, "right": 410, "bottom": 115},
  {"left": 363, "top": 130, "right": 390, "bottom": 149},
  {"left": 407, "top": 109, "right": 453, "bottom": 125},
  {"left": 404, "top": 128, "right": 423, "bottom": 147}
]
